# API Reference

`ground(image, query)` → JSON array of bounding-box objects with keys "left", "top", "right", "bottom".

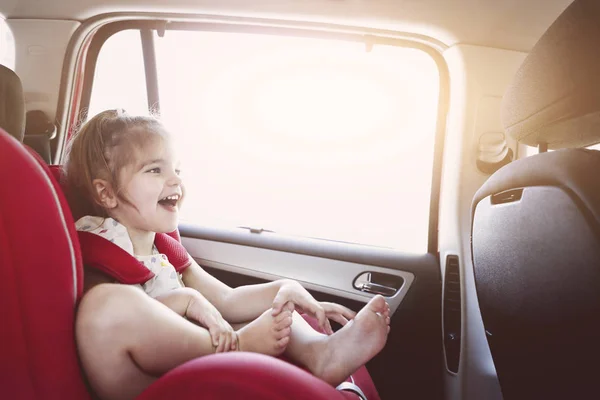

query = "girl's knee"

[
  {"left": 77, "top": 284, "right": 146, "bottom": 332},
  {"left": 80, "top": 283, "right": 142, "bottom": 308}
]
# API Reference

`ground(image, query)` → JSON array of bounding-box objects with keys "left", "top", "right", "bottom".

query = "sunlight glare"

[{"left": 88, "top": 29, "right": 440, "bottom": 252}]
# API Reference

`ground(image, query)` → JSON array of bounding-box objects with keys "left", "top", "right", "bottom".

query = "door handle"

[
  {"left": 353, "top": 272, "right": 402, "bottom": 297},
  {"left": 360, "top": 281, "right": 398, "bottom": 296}
]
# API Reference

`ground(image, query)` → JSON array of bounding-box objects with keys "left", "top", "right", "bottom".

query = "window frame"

[{"left": 70, "top": 18, "right": 449, "bottom": 259}]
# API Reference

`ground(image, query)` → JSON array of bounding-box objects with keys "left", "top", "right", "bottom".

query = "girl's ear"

[{"left": 92, "top": 179, "right": 118, "bottom": 209}]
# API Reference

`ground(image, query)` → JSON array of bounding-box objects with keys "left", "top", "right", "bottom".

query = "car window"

[
  {"left": 88, "top": 28, "right": 440, "bottom": 253},
  {"left": 88, "top": 29, "right": 149, "bottom": 117},
  {"left": 0, "top": 18, "right": 15, "bottom": 69}
]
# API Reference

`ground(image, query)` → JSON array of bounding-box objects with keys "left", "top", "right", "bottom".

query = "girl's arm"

[
  {"left": 183, "top": 258, "right": 356, "bottom": 333},
  {"left": 181, "top": 259, "right": 291, "bottom": 323},
  {"left": 154, "top": 287, "right": 199, "bottom": 316},
  {"left": 155, "top": 287, "right": 237, "bottom": 352}
]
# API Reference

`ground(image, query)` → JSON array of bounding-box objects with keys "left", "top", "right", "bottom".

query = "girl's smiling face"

[{"left": 106, "top": 136, "right": 183, "bottom": 234}]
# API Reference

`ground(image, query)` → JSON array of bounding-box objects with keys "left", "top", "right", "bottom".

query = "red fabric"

[
  {"left": 78, "top": 231, "right": 154, "bottom": 284},
  {"left": 165, "top": 228, "right": 181, "bottom": 242},
  {"left": 0, "top": 129, "right": 91, "bottom": 399},
  {"left": 154, "top": 232, "right": 192, "bottom": 271},
  {"left": 137, "top": 352, "right": 352, "bottom": 400},
  {"left": 78, "top": 231, "right": 192, "bottom": 284},
  {"left": 25, "top": 144, "right": 48, "bottom": 165},
  {"left": 48, "top": 164, "right": 63, "bottom": 185}
]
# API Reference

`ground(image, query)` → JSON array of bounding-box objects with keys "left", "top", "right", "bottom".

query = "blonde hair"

[{"left": 63, "top": 109, "right": 169, "bottom": 218}]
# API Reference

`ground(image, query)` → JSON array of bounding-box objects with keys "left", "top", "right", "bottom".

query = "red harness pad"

[{"left": 78, "top": 231, "right": 192, "bottom": 285}]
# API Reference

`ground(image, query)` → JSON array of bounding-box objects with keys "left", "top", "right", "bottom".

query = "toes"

[
  {"left": 367, "top": 295, "right": 388, "bottom": 314},
  {"left": 274, "top": 311, "right": 293, "bottom": 329},
  {"left": 375, "top": 312, "right": 391, "bottom": 326},
  {"left": 274, "top": 310, "right": 291, "bottom": 322},
  {"left": 276, "top": 336, "right": 290, "bottom": 349},
  {"left": 281, "top": 316, "right": 293, "bottom": 330},
  {"left": 275, "top": 327, "right": 291, "bottom": 340}
]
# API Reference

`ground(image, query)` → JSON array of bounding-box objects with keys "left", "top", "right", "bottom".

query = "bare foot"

[
  {"left": 311, "top": 295, "right": 391, "bottom": 386},
  {"left": 237, "top": 308, "right": 293, "bottom": 356}
]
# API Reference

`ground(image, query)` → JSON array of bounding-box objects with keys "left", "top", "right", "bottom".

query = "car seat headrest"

[
  {"left": 501, "top": 0, "right": 600, "bottom": 149},
  {"left": 0, "top": 64, "right": 25, "bottom": 142},
  {"left": 26, "top": 110, "right": 56, "bottom": 138}
]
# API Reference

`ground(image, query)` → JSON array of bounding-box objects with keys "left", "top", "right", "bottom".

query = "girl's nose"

[{"left": 168, "top": 171, "right": 182, "bottom": 186}]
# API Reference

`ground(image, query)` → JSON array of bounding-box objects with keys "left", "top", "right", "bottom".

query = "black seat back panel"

[{"left": 473, "top": 185, "right": 600, "bottom": 399}]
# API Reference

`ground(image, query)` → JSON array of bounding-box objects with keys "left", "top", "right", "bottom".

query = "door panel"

[
  {"left": 180, "top": 227, "right": 443, "bottom": 400},
  {"left": 181, "top": 237, "right": 415, "bottom": 315}
]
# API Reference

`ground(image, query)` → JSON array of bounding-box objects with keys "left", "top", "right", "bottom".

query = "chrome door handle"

[
  {"left": 360, "top": 282, "right": 398, "bottom": 296},
  {"left": 353, "top": 272, "right": 401, "bottom": 297}
]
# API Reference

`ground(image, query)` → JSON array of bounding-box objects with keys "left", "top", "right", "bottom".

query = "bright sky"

[
  {"left": 0, "top": 17, "right": 15, "bottom": 69},
  {"left": 89, "top": 29, "right": 439, "bottom": 253}
]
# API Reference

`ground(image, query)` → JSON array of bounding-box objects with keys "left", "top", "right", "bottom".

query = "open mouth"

[{"left": 158, "top": 194, "right": 180, "bottom": 210}]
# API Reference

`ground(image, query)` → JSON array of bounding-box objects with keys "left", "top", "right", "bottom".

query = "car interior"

[{"left": 1, "top": 0, "right": 599, "bottom": 399}]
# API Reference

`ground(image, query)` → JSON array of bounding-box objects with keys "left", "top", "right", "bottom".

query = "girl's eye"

[
  {"left": 175, "top": 169, "right": 181, "bottom": 176},
  {"left": 148, "top": 167, "right": 161, "bottom": 174}
]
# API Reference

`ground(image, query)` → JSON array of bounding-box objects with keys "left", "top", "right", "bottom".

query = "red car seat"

[
  {"left": 1, "top": 62, "right": 379, "bottom": 400},
  {"left": 0, "top": 127, "right": 379, "bottom": 399}
]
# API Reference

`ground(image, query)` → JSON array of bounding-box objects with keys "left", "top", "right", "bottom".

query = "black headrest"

[
  {"left": 26, "top": 110, "right": 55, "bottom": 138},
  {"left": 472, "top": 148, "right": 600, "bottom": 224},
  {"left": 0, "top": 64, "right": 25, "bottom": 142},
  {"left": 501, "top": 0, "right": 600, "bottom": 149}
]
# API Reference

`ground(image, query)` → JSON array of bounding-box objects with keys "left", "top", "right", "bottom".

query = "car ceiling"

[{"left": 1, "top": 0, "right": 573, "bottom": 52}]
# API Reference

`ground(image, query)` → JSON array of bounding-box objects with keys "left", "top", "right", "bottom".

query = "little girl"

[{"left": 66, "top": 109, "right": 391, "bottom": 400}]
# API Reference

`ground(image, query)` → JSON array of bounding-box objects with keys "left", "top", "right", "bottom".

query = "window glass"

[
  {"left": 588, "top": 143, "right": 600, "bottom": 150},
  {"left": 88, "top": 30, "right": 149, "bottom": 117},
  {"left": 0, "top": 18, "right": 15, "bottom": 69},
  {"left": 89, "top": 29, "right": 440, "bottom": 253}
]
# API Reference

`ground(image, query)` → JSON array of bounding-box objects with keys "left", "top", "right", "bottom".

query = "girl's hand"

[
  {"left": 272, "top": 280, "right": 355, "bottom": 334},
  {"left": 187, "top": 294, "right": 237, "bottom": 353},
  {"left": 319, "top": 301, "right": 357, "bottom": 327}
]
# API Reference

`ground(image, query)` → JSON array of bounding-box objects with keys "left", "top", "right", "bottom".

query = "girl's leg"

[
  {"left": 76, "top": 284, "right": 216, "bottom": 400},
  {"left": 283, "top": 295, "right": 391, "bottom": 386}
]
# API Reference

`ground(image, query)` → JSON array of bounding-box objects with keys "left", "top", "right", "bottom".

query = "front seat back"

[
  {"left": 471, "top": 0, "right": 600, "bottom": 399},
  {"left": 472, "top": 150, "right": 600, "bottom": 400}
]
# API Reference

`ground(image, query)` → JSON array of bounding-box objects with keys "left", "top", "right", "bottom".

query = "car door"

[{"left": 67, "top": 18, "right": 449, "bottom": 400}]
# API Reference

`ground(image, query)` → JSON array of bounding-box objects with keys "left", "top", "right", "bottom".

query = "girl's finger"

[
  {"left": 284, "top": 301, "right": 295, "bottom": 312},
  {"left": 323, "top": 302, "right": 356, "bottom": 320},
  {"left": 271, "top": 293, "right": 288, "bottom": 316},
  {"left": 324, "top": 319, "right": 334, "bottom": 335},
  {"left": 217, "top": 333, "right": 226, "bottom": 353},
  {"left": 223, "top": 332, "right": 231, "bottom": 353},
  {"left": 211, "top": 330, "right": 220, "bottom": 348},
  {"left": 328, "top": 313, "right": 349, "bottom": 326},
  {"left": 313, "top": 306, "right": 330, "bottom": 334},
  {"left": 231, "top": 333, "right": 239, "bottom": 351}
]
